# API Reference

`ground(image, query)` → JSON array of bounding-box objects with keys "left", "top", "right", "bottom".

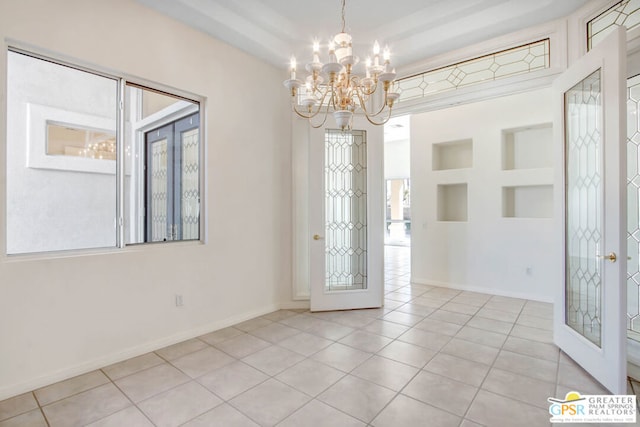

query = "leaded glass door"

[
  {"left": 553, "top": 27, "right": 627, "bottom": 394},
  {"left": 309, "top": 120, "right": 384, "bottom": 311},
  {"left": 145, "top": 112, "right": 200, "bottom": 242}
]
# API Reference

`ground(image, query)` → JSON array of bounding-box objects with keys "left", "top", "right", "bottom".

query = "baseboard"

[
  {"left": 280, "top": 300, "right": 310, "bottom": 310},
  {"left": 411, "top": 276, "right": 554, "bottom": 303},
  {"left": 0, "top": 303, "right": 279, "bottom": 401}
]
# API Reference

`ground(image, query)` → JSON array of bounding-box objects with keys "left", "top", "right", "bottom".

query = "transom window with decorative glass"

[{"left": 6, "top": 50, "right": 204, "bottom": 254}]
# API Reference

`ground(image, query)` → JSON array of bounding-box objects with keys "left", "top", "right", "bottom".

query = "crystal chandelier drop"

[{"left": 283, "top": 0, "right": 399, "bottom": 130}]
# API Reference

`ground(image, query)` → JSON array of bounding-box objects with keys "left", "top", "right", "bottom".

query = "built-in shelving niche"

[
  {"left": 437, "top": 183, "right": 468, "bottom": 222},
  {"left": 502, "top": 123, "right": 552, "bottom": 170},
  {"left": 502, "top": 185, "right": 553, "bottom": 218},
  {"left": 432, "top": 139, "right": 473, "bottom": 171}
]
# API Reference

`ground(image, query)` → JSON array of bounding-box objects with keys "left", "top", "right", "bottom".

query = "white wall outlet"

[
  {"left": 526, "top": 267, "right": 533, "bottom": 276},
  {"left": 175, "top": 294, "right": 184, "bottom": 307}
]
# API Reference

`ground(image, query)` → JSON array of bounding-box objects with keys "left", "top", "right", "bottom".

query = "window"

[
  {"left": 6, "top": 50, "right": 203, "bottom": 254},
  {"left": 396, "top": 39, "right": 550, "bottom": 103},
  {"left": 587, "top": 0, "right": 640, "bottom": 50}
]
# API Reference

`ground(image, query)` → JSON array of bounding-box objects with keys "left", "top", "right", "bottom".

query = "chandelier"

[{"left": 283, "top": 0, "right": 399, "bottom": 130}]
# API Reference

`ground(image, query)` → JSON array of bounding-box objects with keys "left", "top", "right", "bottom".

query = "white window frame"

[{"left": 6, "top": 47, "right": 207, "bottom": 256}]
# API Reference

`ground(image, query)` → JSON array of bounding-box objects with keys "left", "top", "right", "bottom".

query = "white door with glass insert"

[
  {"left": 309, "top": 119, "right": 384, "bottom": 311},
  {"left": 553, "top": 27, "right": 627, "bottom": 394}
]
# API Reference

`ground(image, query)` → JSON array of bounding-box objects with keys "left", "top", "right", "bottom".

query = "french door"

[
  {"left": 309, "top": 118, "right": 384, "bottom": 311},
  {"left": 553, "top": 27, "right": 627, "bottom": 394},
  {"left": 146, "top": 112, "right": 200, "bottom": 242}
]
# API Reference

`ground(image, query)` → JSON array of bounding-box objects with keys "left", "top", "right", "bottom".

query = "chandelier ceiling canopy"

[{"left": 283, "top": 0, "right": 398, "bottom": 130}]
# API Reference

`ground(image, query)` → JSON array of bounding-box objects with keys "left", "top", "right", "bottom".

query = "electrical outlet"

[
  {"left": 526, "top": 267, "right": 533, "bottom": 276},
  {"left": 175, "top": 294, "right": 184, "bottom": 307}
]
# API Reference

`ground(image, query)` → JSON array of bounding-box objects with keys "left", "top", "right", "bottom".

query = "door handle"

[
  {"left": 313, "top": 234, "right": 323, "bottom": 240},
  {"left": 596, "top": 252, "right": 617, "bottom": 263}
]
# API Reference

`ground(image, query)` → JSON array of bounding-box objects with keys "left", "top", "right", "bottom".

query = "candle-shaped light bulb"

[
  {"left": 383, "top": 46, "right": 390, "bottom": 63},
  {"left": 312, "top": 40, "right": 320, "bottom": 63},
  {"left": 365, "top": 57, "right": 372, "bottom": 78},
  {"left": 290, "top": 56, "right": 296, "bottom": 79}
]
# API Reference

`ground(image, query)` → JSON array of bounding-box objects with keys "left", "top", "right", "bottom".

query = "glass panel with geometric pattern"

[
  {"left": 325, "top": 129, "right": 367, "bottom": 291},
  {"left": 588, "top": 0, "right": 640, "bottom": 50},
  {"left": 627, "top": 76, "right": 640, "bottom": 341},
  {"left": 564, "top": 69, "right": 603, "bottom": 347},
  {"left": 150, "top": 139, "right": 169, "bottom": 242},
  {"left": 181, "top": 127, "right": 200, "bottom": 240},
  {"left": 396, "top": 39, "right": 549, "bottom": 103}
]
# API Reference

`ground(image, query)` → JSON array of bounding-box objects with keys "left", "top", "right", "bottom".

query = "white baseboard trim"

[
  {"left": 411, "top": 276, "right": 554, "bottom": 303},
  {"left": 0, "top": 304, "right": 279, "bottom": 401},
  {"left": 280, "top": 300, "right": 310, "bottom": 310}
]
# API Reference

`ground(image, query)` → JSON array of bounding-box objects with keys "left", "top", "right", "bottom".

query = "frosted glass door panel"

[
  {"left": 627, "top": 76, "right": 640, "bottom": 338},
  {"left": 149, "top": 136, "right": 170, "bottom": 242},
  {"left": 325, "top": 129, "right": 367, "bottom": 291},
  {"left": 564, "top": 69, "right": 603, "bottom": 347},
  {"left": 180, "top": 127, "right": 200, "bottom": 240}
]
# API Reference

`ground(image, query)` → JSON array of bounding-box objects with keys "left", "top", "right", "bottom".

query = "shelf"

[
  {"left": 433, "top": 139, "right": 473, "bottom": 171},
  {"left": 437, "top": 183, "right": 468, "bottom": 221},
  {"left": 502, "top": 185, "right": 553, "bottom": 218},
  {"left": 502, "top": 123, "right": 552, "bottom": 170}
]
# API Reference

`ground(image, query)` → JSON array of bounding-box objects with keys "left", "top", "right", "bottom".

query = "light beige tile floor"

[{"left": 0, "top": 246, "right": 629, "bottom": 427}]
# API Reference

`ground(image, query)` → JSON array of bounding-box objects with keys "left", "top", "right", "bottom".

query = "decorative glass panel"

[
  {"left": 325, "top": 129, "right": 367, "bottom": 291},
  {"left": 565, "top": 69, "right": 603, "bottom": 347},
  {"left": 181, "top": 128, "right": 200, "bottom": 240},
  {"left": 396, "top": 39, "right": 549, "bottom": 102},
  {"left": 150, "top": 139, "right": 169, "bottom": 242},
  {"left": 627, "top": 77, "right": 640, "bottom": 340},
  {"left": 588, "top": 0, "right": 640, "bottom": 50}
]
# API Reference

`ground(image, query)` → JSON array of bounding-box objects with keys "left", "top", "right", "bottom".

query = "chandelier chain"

[{"left": 341, "top": 0, "right": 346, "bottom": 33}]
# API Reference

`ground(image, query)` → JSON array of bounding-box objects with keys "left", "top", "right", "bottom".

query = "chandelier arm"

[
  {"left": 329, "top": 84, "right": 340, "bottom": 111},
  {"left": 362, "top": 105, "right": 393, "bottom": 126},
  {"left": 290, "top": 86, "right": 333, "bottom": 119},
  {"left": 350, "top": 75, "right": 377, "bottom": 97},
  {"left": 356, "top": 88, "right": 389, "bottom": 118},
  {"left": 308, "top": 108, "right": 331, "bottom": 128}
]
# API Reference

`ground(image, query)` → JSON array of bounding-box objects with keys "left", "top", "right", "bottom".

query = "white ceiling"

[{"left": 137, "top": 0, "right": 590, "bottom": 73}]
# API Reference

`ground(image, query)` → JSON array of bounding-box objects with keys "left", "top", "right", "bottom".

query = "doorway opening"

[{"left": 384, "top": 116, "right": 411, "bottom": 288}]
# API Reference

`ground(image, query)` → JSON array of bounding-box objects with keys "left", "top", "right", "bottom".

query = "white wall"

[
  {"left": 0, "top": 0, "right": 292, "bottom": 399},
  {"left": 384, "top": 139, "right": 410, "bottom": 180},
  {"left": 411, "top": 88, "right": 556, "bottom": 301}
]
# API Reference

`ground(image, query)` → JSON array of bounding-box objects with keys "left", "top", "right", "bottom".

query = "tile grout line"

[
  {"left": 459, "top": 298, "right": 530, "bottom": 423},
  {"left": 101, "top": 367, "right": 158, "bottom": 427},
  {"left": 32, "top": 391, "right": 51, "bottom": 427},
  {"left": 363, "top": 285, "right": 482, "bottom": 425}
]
